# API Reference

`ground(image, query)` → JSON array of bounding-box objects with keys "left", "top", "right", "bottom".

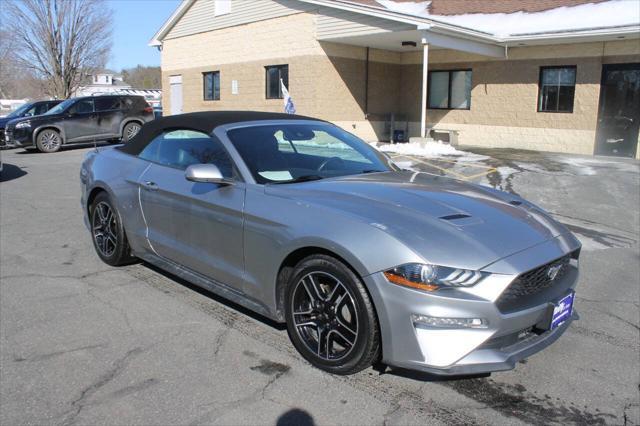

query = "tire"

[
  {"left": 90, "top": 192, "right": 136, "bottom": 266},
  {"left": 35, "top": 129, "right": 62, "bottom": 153},
  {"left": 121, "top": 122, "right": 141, "bottom": 143},
  {"left": 285, "top": 254, "right": 380, "bottom": 375}
]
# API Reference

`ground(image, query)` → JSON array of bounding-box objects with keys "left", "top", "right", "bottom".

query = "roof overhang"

[
  {"left": 149, "top": 0, "right": 195, "bottom": 47},
  {"left": 149, "top": 0, "right": 640, "bottom": 54}
]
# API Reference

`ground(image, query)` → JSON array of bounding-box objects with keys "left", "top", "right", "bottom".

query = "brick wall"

[{"left": 161, "top": 14, "right": 640, "bottom": 154}]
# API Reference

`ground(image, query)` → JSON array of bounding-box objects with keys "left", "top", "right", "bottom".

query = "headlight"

[
  {"left": 383, "top": 263, "right": 485, "bottom": 292},
  {"left": 15, "top": 121, "right": 31, "bottom": 129}
]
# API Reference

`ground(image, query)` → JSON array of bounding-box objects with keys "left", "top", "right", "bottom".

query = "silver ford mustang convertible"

[{"left": 81, "top": 111, "right": 580, "bottom": 375}]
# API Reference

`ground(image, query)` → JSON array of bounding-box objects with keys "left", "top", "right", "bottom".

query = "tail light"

[{"left": 143, "top": 106, "right": 153, "bottom": 113}]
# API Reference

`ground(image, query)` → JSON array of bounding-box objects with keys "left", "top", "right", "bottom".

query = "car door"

[
  {"left": 137, "top": 129, "right": 246, "bottom": 291},
  {"left": 94, "top": 97, "right": 123, "bottom": 137},
  {"left": 63, "top": 98, "right": 99, "bottom": 141}
]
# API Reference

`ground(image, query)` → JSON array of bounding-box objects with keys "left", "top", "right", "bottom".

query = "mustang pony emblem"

[{"left": 547, "top": 264, "right": 563, "bottom": 280}]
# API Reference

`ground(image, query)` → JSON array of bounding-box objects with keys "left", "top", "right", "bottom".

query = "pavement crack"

[
  {"left": 212, "top": 322, "right": 234, "bottom": 359},
  {"left": 59, "top": 347, "right": 144, "bottom": 425},
  {"left": 14, "top": 344, "right": 105, "bottom": 363}
]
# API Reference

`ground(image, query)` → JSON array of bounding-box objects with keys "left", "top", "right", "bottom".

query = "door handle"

[{"left": 141, "top": 181, "right": 158, "bottom": 191}]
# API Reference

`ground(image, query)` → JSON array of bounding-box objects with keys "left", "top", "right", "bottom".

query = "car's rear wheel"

[
  {"left": 285, "top": 254, "right": 380, "bottom": 375},
  {"left": 36, "top": 129, "right": 62, "bottom": 153},
  {"left": 122, "top": 122, "right": 141, "bottom": 143},
  {"left": 90, "top": 192, "right": 136, "bottom": 266}
]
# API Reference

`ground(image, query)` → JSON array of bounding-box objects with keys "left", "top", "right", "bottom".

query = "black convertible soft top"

[{"left": 119, "top": 110, "right": 319, "bottom": 155}]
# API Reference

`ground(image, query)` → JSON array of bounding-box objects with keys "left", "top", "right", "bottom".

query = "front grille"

[{"left": 496, "top": 250, "right": 579, "bottom": 312}]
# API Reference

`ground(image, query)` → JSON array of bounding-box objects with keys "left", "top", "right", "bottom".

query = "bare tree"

[
  {"left": 5, "top": 0, "right": 113, "bottom": 99},
  {"left": 121, "top": 65, "right": 161, "bottom": 89}
]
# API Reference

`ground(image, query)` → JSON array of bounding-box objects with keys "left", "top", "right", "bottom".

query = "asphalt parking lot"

[{"left": 1, "top": 145, "right": 639, "bottom": 426}]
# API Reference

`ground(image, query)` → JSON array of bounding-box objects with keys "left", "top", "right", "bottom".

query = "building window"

[
  {"left": 428, "top": 70, "right": 472, "bottom": 110},
  {"left": 203, "top": 71, "right": 220, "bottom": 101},
  {"left": 538, "top": 66, "right": 576, "bottom": 113},
  {"left": 265, "top": 65, "right": 288, "bottom": 99}
]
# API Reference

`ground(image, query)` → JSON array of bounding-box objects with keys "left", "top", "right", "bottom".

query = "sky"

[{"left": 106, "top": 0, "right": 182, "bottom": 71}]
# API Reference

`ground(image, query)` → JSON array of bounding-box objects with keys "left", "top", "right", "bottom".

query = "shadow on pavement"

[
  {"left": 378, "top": 364, "right": 490, "bottom": 383},
  {"left": 142, "top": 262, "right": 287, "bottom": 331},
  {"left": 276, "top": 408, "right": 315, "bottom": 426},
  {"left": 0, "top": 163, "right": 27, "bottom": 182}
]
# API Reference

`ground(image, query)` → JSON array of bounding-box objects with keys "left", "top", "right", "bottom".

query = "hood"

[
  {"left": 0, "top": 116, "right": 13, "bottom": 128},
  {"left": 265, "top": 171, "right": 570, "bottom": 270},
  {"left": 5, "top": 114, "right": 61, "bottom": 129}
]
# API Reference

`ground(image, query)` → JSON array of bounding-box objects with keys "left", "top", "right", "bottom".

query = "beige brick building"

[{"left": 152, "top": 0, "right": 640, "bottom": 158}]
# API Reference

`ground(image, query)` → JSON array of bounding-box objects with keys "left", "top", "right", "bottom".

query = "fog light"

[{"left": 411, "top": 314, "right": 488, "bottom": 329}]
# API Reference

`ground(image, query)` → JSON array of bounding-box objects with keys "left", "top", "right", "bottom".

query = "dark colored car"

[
  {"left": 0, "top": 100, "right": 62, "bottom": 147},
  {"left": 5, "top": 95, "right": 154, "bottom": 153}
]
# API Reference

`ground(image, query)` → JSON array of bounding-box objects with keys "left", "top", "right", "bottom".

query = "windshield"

[
  {"left": 227, "top": 123, "right": 397, "bottom": 184},
  {"left": 45, "top": 98, "right": 75, "bottom": 115},
  {"left": 6, "top": 103, "right": 34, "bottom": 118}
]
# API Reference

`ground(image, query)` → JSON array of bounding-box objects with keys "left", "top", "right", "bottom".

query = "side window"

[
  {"left": 121, "top": 97, "right": 134, "bottom": 110},
  {"left": 35, "top": 103, "right": 50, "bottom": 115},
  {"left": 71, "top": 99, "right": 94, "bottom": 114},
  {"left": 139, "top": 129, "right": 234, "bottom": 178},
  {"left": 23, "top": 105, "right": 37, "bottom": 117},
  {"left": 95, "top": 97, "right": 121, "bottom": 112}
]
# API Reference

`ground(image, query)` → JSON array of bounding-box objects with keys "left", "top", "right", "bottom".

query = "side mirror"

[{"left": 185, "top": 164, "right": 232, "bottom": 185}]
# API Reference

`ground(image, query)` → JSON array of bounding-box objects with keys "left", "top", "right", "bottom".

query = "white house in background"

[
  {"left": 74, "top": 71, "right": 131, "bottom": 96},
  {"left": 0, "top": 99, "right": 29, "bottom": 117},
  {"left": 74, "top": 71, "right": 163, "bottom": 107}
]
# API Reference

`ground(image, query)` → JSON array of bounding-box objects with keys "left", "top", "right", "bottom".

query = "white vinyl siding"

[
  {"left": 165, "top": 0, "right": 315, "bottom": 40},
  {"left": 316, "top": 8, "right": 414, "bottom": 39}
]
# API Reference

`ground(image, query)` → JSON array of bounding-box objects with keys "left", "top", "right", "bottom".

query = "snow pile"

[
  {"left": 375, "top": 0, "right": 430, "bottom": 16},
  {"left": 373, "top": 141, "right": 461, "bottom": 157},
  {"left": 375, "top": 0, "right": 640, "bottom": 37}
]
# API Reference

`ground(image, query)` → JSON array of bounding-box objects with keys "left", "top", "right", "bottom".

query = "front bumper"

[
  {"left": 5, "top": 128, "right": 33, "bottom": 147},
  {"left": 365, "top": 233, "right": 581, "bottom": 376}
]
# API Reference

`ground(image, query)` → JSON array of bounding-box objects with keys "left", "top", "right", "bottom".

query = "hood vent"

[
  {"left": 440, "top": 213, "right": 471, "bottom": 221},
  {"left": 509, "top": 200, "right": 523, "bottom": 206}
]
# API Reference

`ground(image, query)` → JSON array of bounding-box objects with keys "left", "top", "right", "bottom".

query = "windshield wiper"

[
  {"left": 272, "top": 174, "right": 324, "bottom": 184},
  {"left": 361, "top": 169, "right": 386, "bottom": 174}
]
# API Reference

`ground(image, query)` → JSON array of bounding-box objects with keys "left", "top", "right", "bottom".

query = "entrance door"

[
  {"left": 169, "top": 75, "right": 183, "bottom": 115},
  {"left": 595, "top": 63, "right": 640, "bottom": 157}
]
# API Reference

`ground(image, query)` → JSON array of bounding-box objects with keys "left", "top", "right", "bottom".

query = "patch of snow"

[
  {"left": 375, "top": 0, "right": 430, "bottom": 16},
  {"left": 556, "top": 156, "right": 640, "bottom": 175},
  {"left": 372, "top": 141, "right": 461, "bottom": 157},
  {"left": 392, "top": 160, "right": 418, "bottom": 170},
  {"left": 375, "top": 0, "right": 639, "bottom": 37}
]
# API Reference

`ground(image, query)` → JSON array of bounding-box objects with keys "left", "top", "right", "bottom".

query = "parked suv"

[
  {"left": 4, "top": 95, "right": 154, "bottom": 153},
  {"left": 0, "top": 100, "right": 62, "bottom": 147}
]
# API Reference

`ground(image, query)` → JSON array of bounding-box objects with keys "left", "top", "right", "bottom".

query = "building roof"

[
  {"left": 150, "top": 0, "right": 639, "bottom": 47},
  {"left": 345, "top": 0, "right": 610, "bottom": 16}
]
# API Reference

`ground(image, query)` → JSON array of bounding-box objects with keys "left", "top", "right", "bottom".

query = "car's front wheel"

[
  {"left": 36, "top": 129, "right": 62, "bottom": 153},
  {"left": 285, "top": 254, "right": 380, "bottom": 375},
  {"left": 90, "top": 192, "right": 136, "bottom": 266}
]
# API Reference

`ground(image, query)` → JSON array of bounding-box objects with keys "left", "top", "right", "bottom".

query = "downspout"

[{"left": 365, "top": 47, "right": 370, "bottom": 118}]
